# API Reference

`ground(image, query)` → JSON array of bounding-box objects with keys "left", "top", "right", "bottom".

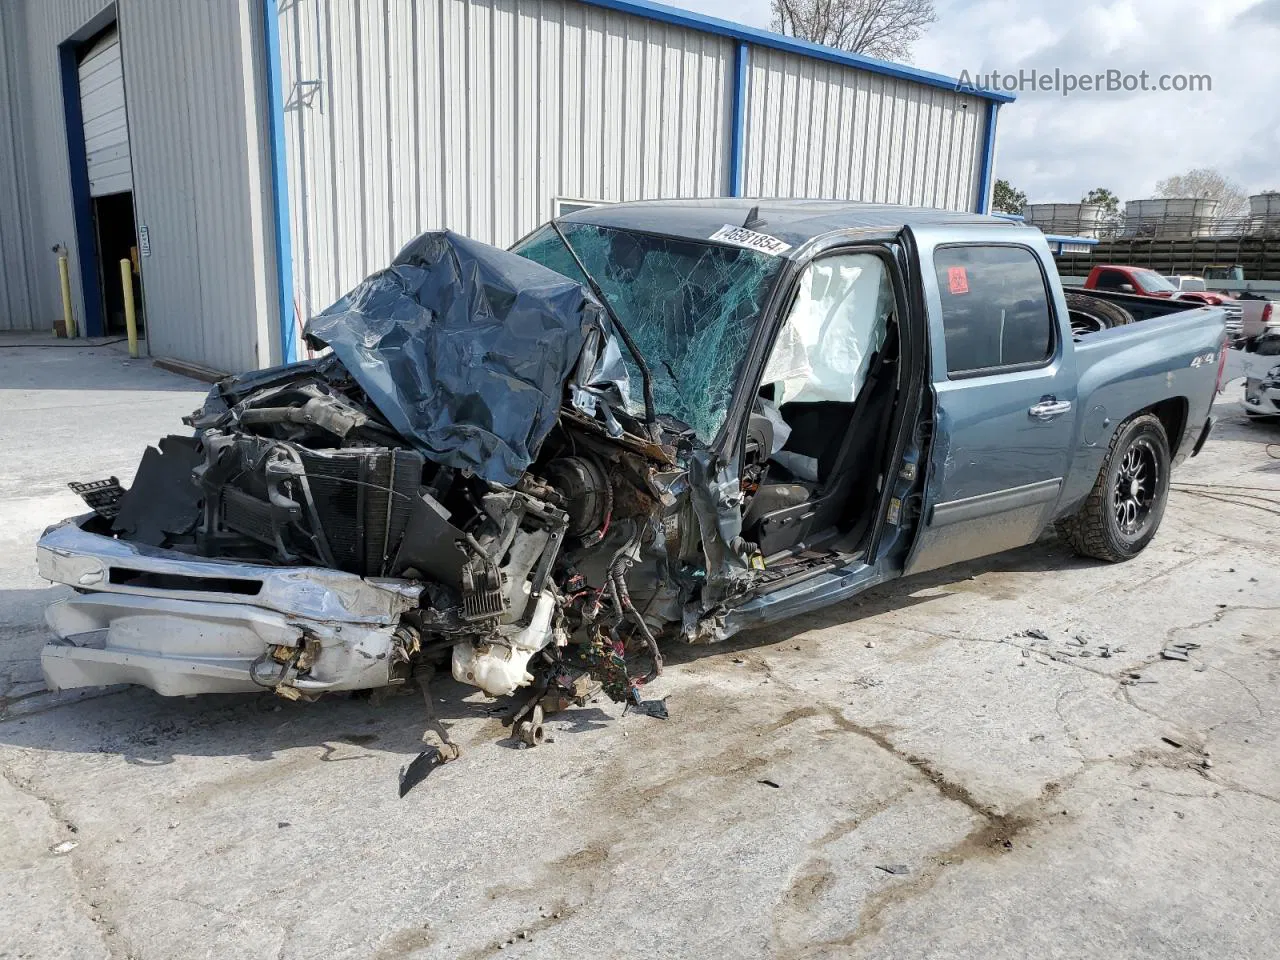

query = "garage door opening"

[{"left": 66, "top": 23, "right": 144, "bottom": 339}]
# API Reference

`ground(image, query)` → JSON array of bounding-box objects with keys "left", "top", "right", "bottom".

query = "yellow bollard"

[
  {"left": 119, "top": 258, "right": 139, "bottom": 358},
  {"left": 57, "top": 252, "right": 77, "bottom": 338}
]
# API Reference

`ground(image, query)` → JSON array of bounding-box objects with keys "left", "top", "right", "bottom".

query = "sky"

[{"left": 664, "top": 0, "right": 1280, "bottom": 205}]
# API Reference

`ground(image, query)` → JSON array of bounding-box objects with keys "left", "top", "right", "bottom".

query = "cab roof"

[{"left": 559, "top": 198, "right": 1022, "bottom": 257}]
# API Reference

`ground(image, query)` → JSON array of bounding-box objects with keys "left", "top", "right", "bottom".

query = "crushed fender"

[{"left": 43, "top": 230, "right": 771, "bottom": 747}]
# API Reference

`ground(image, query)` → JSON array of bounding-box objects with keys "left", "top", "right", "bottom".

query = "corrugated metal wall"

[
  {"left": 279, "top": 0, "right": 990, "bottom": 333},
  {"left": 3, "top": 0, "right": 992, "bottom": 366},
  {"left": 1, "top": 0, "right": 277, "bottom": 371},
  {"left": 0, "top": 0, "right": 111, "bottom": 333},
  {"left": 741, "top": 46, "right": 988, "bottom": 210},
  {"left": 116, "top": 0, "right": 277, "bottom": 371},
  {"left": 0, "top": 2, "right": 38, "bottom": 330},
  {"left": 279, "top": 0, "right": 737, "bottom": 324}
]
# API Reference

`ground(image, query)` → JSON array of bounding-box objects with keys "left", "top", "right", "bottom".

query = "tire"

[
  {"left": 1064, "top": 292, "right": 1134, "bottom": 340},
  {"left": 1055, "top": 414, "right": 1171, "bottom": 562}
]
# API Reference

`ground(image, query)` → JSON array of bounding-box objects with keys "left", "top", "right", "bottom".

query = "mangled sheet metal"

[
  {"left": 304, "top": 230, "right": 618, "bottom": 486},
  {"left": 39, "top": 224, "right": 787, "bottom": 754}
]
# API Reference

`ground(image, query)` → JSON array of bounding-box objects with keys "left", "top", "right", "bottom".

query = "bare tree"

[
  {"left": 771, "top": 0, "right": 937, "bottom": 61},
  {"left": 1154, "top": 168, "right": 1249, "bottom": 218}
]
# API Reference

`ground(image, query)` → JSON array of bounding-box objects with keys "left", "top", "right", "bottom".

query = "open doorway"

[
  {"left": 60, "top": 16, "right": 143, "bottom": 340},
  {"left": 742, "top": 249, "right": 902, "bottom": 559},
  {"left": 91, "top": 191, "right": 143, "bottom": 336}
]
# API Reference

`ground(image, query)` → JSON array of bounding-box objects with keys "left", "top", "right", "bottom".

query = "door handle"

[{"left": 1028, "top": 399, "right": 1072, "bottom": 420}]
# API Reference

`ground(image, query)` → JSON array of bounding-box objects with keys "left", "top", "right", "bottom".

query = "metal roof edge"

[
  {"left": 573, "top": 0, "right": 1016, "bottom": 103},
  {"left": 1043, "top": 234, "right": 1101, "bottom": 245}
]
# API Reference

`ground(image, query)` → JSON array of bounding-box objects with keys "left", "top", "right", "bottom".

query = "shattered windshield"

[{"left": 514, "top": 223, "right": 783, "bottom": 443}]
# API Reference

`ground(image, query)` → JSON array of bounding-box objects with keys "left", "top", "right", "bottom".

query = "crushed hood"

[{"left": 304, "top": 230, "right": 611, "bottom": 486}]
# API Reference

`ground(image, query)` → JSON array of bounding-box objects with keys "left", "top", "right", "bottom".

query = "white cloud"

[
  {"left": 666, "top": 0, "right": 1280, "bottom": 202},
  {"left": 672, "top": 0, "right": 772, "bottom": 29}
]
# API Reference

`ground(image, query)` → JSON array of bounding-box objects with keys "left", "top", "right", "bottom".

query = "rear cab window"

[{"left": 933, "top": 245, "right": 1056, "bottom": 377}]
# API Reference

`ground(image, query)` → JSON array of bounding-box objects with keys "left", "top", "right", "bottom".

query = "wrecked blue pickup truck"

[{"left": 38, "top": 200, "right": 1225, "bottom": 727}]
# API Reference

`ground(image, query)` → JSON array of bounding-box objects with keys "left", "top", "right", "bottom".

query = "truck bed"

[
  {"left": 1056, "top": 298, "right": 1225, "bottom": 516},
  {"left": 1073, "top": 288, "right": 1218, "bottom": 326}
]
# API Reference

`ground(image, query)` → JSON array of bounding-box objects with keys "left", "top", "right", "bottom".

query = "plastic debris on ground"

[
  {"left": 399, "top": 747, "right": 447, "bottom": 798},
  {"left": 624, "top": 691, "right": 670, "bottom": 720}
]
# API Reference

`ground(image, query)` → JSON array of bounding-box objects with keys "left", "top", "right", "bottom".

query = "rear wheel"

[
  {"left": 1055, "top": 414, "right": 1170, "bottom": 562},
  {"left": 1064, "top": 292, "right": 1134, "bottom": 340}
]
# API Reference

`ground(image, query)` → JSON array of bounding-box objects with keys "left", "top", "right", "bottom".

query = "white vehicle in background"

[
  {"left": 1169, "top": 266, "right": 1280, "bottom": 348},
  {"left": 1163, "top": 275, "right": 1209, "bottom": 293},
  {"left": 1242, "top": 330, "right": 1280, "bottom": 421},
  {"left": 1159, "top": 272, "right": 1280, "bottom": 345},
  {"left": 1160, "top": 275, "right": 1249, "bottom": 333},
  {"left": 1235, "top": 297, "right": 1280, "bottom": 344}
]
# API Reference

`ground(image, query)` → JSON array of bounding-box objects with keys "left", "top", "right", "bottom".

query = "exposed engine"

[
  {"left": 97, "top": 353, "right": 681, "bottom": 714},
  {"left": 51, "top": 231, "right": 740, "bottom": 758}
]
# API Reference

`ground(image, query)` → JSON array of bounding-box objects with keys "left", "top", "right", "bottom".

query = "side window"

[
  {"left": 933, "top": 246, "right": 1055, "bottom": 376},
  {"left": 1094, "top": 270, "right": 1127, "bottom": 291}
]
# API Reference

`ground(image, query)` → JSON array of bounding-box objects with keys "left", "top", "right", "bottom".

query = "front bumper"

[
  {"left": 1244, "top": 377, "right": 1280, "bottom": 417},
  {"left": 37, "top": 517, "right": 421, "bottom": 696}
]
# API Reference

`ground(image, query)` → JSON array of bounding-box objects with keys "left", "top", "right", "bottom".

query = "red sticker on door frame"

[{"left": 947, "top": 266, "right": 969, "bottom": 295}]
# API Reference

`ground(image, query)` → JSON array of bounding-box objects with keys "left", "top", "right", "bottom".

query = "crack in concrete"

[
  {"left": 1207, "top": 664, "right": 1267, "bottom": 722},
  {"left": 1203, "top": 776, "right": 1280, "bottom": 810},
  {"left": 1116, "top": 682, "right": 1191, "bottom": 731},
  {"left": 1, "top": 761, "right": 79, "bottom": 842},
  {"left": 0, "top": 686, "right": 129, "bottom": 723},
  {"left": 758, "top": 628, "right": 1263, "bottom": 960},
  {"left": 1111, "top": 550, "right": 1214, "bottom": 595},
  {"left": 1, "top": 762, "right": 134, "bottom": 960},
  {"left": 765, "top": 704, "right": 1047, "bottom": 959},
  {"left": 767, "top": 703, "right": 1027, "bottom": 827},
  {"left": 1052, "top": 684, "right": 1092, "bottom": 762},
  {"left": 1170, "top": 513, "right": 1280, "bottom": 552},
  {"left": 455, "top": 901, "right": 580, "bottom": 960},
  {"left": 954, "top": 604, "right": 1280, "bottom": 745},
  {"left": 793, "top": 743, "right": 1219, "bottom": 958}
]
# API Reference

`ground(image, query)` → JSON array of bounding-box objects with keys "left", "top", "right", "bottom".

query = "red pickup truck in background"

[
  {"left": 1080, "top": 265, "right": 1245, "bottom": 337},
  {"left": 1082, "top": 265, "right": 1234, "bottom": 306}
]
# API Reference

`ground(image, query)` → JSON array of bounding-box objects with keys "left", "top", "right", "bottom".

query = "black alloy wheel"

[{"left": 1055, "top": 414, "right": 1171, "bottom": 562}]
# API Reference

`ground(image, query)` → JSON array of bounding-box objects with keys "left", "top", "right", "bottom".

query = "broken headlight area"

[
  {"left": 43, "top": 231, "right": 731, "bottom": 736},
  {"left": 55, "top": 404, "right": 684, "bottom": 712}
]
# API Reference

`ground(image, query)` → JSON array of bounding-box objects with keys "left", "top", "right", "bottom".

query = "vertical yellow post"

[
  {"left": 119, "top": 258, "right": 139, "bottom": 359},
  {"left": 57, "top": 252, "right": 77, "bottom": 338}
]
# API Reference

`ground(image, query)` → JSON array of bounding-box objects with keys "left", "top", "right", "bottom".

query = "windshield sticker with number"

[{"left": 708, "top": 224, "right": 792, "bottom": 256}]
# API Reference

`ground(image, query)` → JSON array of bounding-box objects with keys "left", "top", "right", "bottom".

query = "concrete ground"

[{"left": 2, "top": 338, "right": 1278, "bottom": 960}]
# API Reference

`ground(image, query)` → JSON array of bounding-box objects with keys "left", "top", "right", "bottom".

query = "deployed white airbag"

[{"left": 762, "top": 253, "right": 890, "bottom": 405}]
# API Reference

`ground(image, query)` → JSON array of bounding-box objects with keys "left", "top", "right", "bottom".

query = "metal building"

[
  {"left": 0, "top": 0, "right": 280, "bottom": 372},
  {"left": 1, "top": 0, "right": 1011, "bottom": 374}
]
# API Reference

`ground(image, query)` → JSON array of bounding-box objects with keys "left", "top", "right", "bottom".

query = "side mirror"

[{"left": 1119, "top": 283, "right": 1135, "bottom": 293}]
